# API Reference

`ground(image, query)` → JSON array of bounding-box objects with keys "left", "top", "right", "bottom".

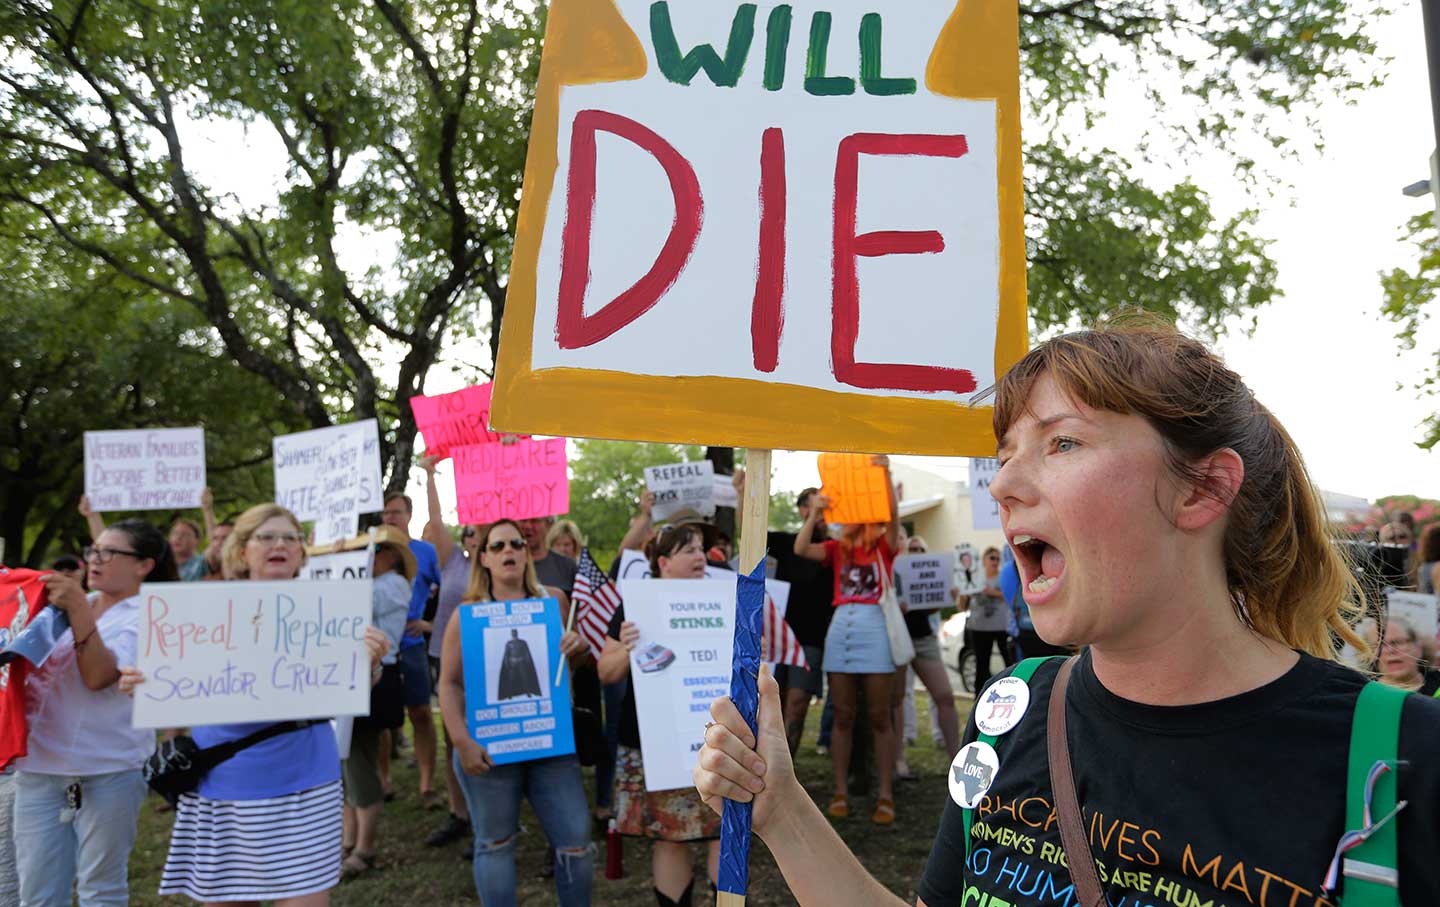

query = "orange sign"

[
  {"left": 490, "top": 0, "right": 1026, "bottom": 456},
  {"left": 818, "top": 454, "right": 893, "bottom": 525}
]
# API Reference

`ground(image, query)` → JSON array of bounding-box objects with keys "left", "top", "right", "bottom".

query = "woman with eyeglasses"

[
  {"left": 598, "top": 521, "right": 721, "bottom": 907},
  {"left": 792, "top": 456, "right": 902, "bottom": 826},
  {"left": 416, "top": 455, "right": 479, "bottom": 849},
  {"left": 438, "top": 519, "right": 593, "bottom": 907},
  {"left": 1376, "top": 617, "right": 1440, "bottom": 696},
  {"left": 123, "top": 503, "right": 389, "bottom": 906},
  {"left": 963, "top": 546, "right": 1014, "bottom": 692},
  {"left": 11, "top": 519, "right": 176, "bottom": 907},
  {"left": 695, "top": 322, "right": 1440, "bottom": 907}
]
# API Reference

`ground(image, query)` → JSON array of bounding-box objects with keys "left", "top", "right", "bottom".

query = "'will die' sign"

[{"left": 492, "top": 1, "right": 1026, "bottom": 457}]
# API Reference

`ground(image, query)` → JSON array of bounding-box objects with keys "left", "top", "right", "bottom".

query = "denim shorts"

[
  {"left": 822, "top": 604, "right": 894, "bottom": 675},
  {"left": 397, "top": 643, "right": 432, "bottom": 707}
]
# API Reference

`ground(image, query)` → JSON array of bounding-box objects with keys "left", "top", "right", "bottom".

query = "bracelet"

[{"left": 73, "top": 627, "right": 98, "bottom": 652}]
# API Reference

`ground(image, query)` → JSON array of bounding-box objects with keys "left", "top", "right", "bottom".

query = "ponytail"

[{"left": 108, "top": 518, "right": 179, "bottom": 583}]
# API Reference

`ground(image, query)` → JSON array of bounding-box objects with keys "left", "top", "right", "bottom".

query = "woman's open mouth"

[{"left": 1010, "top": 532, "right": 1067, "bottom": 601}]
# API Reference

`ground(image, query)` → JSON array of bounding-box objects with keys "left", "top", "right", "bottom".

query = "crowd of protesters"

[{"left": 6, "top": 327, "right": 1440, "bottom": 906}]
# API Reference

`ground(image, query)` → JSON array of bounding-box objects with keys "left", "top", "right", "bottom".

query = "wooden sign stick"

[{"left": 717, "top": 448, "right": 772, "bottom": 907}]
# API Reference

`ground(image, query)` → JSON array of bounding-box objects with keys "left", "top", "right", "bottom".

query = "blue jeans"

[
  {"left": 13, "top": 769, "right": 147, "bottom": 907},
  {"left": 454, "top": 752, "right": 594, "bottom": 907},
  {"left": 596, "top": 678, "right": 628, "bottom": 809}
]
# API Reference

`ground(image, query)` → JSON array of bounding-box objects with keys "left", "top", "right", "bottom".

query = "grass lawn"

[{"left": 128, "top": 692, "right": 975, "bottom": 906}]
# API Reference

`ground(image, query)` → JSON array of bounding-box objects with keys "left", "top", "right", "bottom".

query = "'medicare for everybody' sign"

[
  {"left": 132, "top": 580, "right": 372, "bottom": 728},
  {"left": 85, "top": 428, "right": 206, "bottom": 512},
  {"left": 454, "top": 437, "right": 570, "bottom": 524},
  {"left": 492, "top": 1, "right": 1025, "bottom": 455}
]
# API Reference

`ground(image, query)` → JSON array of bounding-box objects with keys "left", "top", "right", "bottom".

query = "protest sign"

[
  {"left": 84, "top": 428, "right": 206, "bottom": 512},
  {"left": 490, "top": 1, "right": 1026, "bottom": 458},
  {"left": 969, "top": 457, "right": 1002, "bottom": 531},
  {"left": 301, "top": 547, "right": 373, "bottom": 581},
  {"left": 894, "top": 551, "right": 956, "bottom": 610},
  {"left": 1386, "top": 590, "right": 1439, "bottom": 641},
  {"left": 456, "top": 597, "right": 575, "bottom": 765},
  {"left": 953, "top": 543, "right": 985, "bottom": 598},
  {"left": 618, "top": 577, "right": 736, "bottom": 791},
  {"left": 645, "top": 460, "right": 716, "bottom": 521},
  {"left": 313, "top": 426, "right": 364, "bottom": 545},
  {"left": 713, "top": 474, "right": 739, "bottom": 509},
  {"left": 454, "top": 437, "right": 570, "bottom": 524},
  {"left": 618, "top": 549, "right": 733, "bottom": 581},
  {"left": 273, "top": 420, "right": 383, "bottom": 523},
  {"left": 132, "top": 580, "right": 372, "bottom": 729},
  {"left": 410, "top": 383, "right": 527, "bottom": 460},
  {"left": 818, "top": 453, "right": 892, "bottom": 525}
]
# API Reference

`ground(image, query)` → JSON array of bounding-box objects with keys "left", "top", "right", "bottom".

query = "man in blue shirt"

[{"left": 382, "top": 492, "right": 442, "bottom": 804}]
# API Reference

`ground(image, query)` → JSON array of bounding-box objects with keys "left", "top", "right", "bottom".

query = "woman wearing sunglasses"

[
  {"left": 416, "top": 455, "right": 480, "bottom": 849},
  {"left": 696, "top": 322, "right": 1440, "bottom": 906},
  {"left": 598, "top": 521, "right": 721, "bottom": 907},
  {"left": 12, "top": 518, "right": 176, "bottom": 907},
  {"left": 964, "top": 546, "right": 1014, "bottom": 692},
  {"left": 123, "top": 503, "right": 389, "bottom": 906},
  {"left": 437, "top": 519, "right": 594, "bottom": 907}
]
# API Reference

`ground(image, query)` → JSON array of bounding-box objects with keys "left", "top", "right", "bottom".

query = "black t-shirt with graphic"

[{"left": 918, "top": 650, "right": 1440, "bottom": 907}]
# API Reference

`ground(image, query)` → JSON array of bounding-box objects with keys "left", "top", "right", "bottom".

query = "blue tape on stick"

[{"left": 717, "top": 561, "right": 766, "bottom": 898}]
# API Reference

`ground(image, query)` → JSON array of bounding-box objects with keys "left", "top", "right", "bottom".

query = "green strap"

[
  {"left": 1342, "top": 681, "right": 1407, "bottom": 907},
  {"left": 963, "top": 656, "right": 1062, "bottom": 860}
]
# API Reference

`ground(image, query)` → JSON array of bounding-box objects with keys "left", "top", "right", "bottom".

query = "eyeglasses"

[
  {"left": 251, "top": 531, "right": 304, "bottom": 547},
  {"left": 487, "top": 538, "right": 527, "bottom": 553},
  {"left": 83, "top": 546, "right": 142, "bottom": 564},
  {"left": 462, "top": 528, "right": 478, "bottom": 539}
]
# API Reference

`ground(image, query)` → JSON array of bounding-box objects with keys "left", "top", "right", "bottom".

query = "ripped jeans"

[{"left": 454, "top": 752, "right": 594, "bottom": 907}]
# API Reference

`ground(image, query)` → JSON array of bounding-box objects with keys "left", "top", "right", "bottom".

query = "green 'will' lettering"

[
  {"left": 859, "top": 13, "right": 915, "bottom": 95},
  {"left": 650, "top": 2, "right": 756, "bottom": 88},
  {"left": 763, "top": 5, "right": 792, "bottom": 91},
  {"left": 804, "top": 11, "right": 855, "bottom": 96}
]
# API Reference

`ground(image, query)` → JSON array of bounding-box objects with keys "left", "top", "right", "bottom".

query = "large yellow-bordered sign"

[{"left": 493, "top": 0, "right": 1025, "bottom": 456}]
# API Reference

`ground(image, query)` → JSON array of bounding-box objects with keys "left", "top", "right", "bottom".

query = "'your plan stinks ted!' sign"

[{"left": 492, "top": 1, "right": 1026, "bottom": 456}]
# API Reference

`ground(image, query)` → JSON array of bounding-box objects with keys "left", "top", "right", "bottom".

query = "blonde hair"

[
  {"left": 465, "top": 519, "right": 545, "bottom": 602},
  {"left": 223, "top": 504, "right": 308, "bottom": 580},
  {"left": 993, "top": 317, "right": 1367, "bottom": 662},
  {"left": 545, "top": 519, "right": 586, "bottom": 552}
]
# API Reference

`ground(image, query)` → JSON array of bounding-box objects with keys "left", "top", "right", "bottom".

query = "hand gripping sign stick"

[{"left": 717, "top": 449, "right": 771, "bottom": 907}]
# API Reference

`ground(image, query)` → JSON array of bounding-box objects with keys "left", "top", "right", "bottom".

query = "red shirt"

[
  {"left": 0, "top": 568, "right": 49, "bottom": 770},
  {"left": 822, "top": 538, "right": 896, "bottom": 606}
]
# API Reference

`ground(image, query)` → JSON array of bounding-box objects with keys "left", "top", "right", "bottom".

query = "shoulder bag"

[{"left": 143, "top": 720, "right": 316, "bottom": 807}]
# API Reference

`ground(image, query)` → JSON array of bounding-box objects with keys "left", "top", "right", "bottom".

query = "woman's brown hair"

[
  {"left": 465, "top": 519, "right": 544, "bottom": 602},
  {"left": 1419, "top": 523, "right": 1440, "bottom": 566},
  {"left": 992, "top": 316, "right": 1367, "bottom": 661}
]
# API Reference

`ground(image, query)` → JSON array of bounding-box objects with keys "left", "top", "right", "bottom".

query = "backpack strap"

[
  {"left": 963, "top": 655, "right": 1063, "bottom": 860},
  {"left": 1335, "top": 681, "right": 1407, "bottom": 907}
]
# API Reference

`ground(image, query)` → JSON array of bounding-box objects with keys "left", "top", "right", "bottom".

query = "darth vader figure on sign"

[{"left": 497, "top": 628, "right": 543, "bottom": 700}]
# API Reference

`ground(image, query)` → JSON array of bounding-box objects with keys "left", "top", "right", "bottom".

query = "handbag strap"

[
  {"left": 200, "top": 720, "right": 316, "bottom": 767},
  {"left": 1047, "top": 656, "right": 1106, "bottom": 907}
]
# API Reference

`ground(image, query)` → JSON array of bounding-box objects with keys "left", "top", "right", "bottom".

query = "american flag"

[
  {"left": 574, "top": 548, "right": 622, "bottom": 658},
  {"left": 763, "top": 591, "right": 809, "bottom": 669}
]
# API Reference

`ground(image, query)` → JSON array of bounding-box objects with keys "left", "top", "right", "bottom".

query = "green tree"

[
  {"left": 1380, "top": 214, "right": 1440, "bottom": 447},
  {"left": 565, "top": 439, "right": 704, "bottom": 569},
  {"left": 0, "top": 0, "right": 541, "bottom": 489},
  {"left": 1, "top": 213, "right": 300, "bottom": 565}
]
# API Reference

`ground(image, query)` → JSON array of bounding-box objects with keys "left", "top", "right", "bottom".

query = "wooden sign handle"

[{"left": 717, "top": 449, "right": 771, "bottom": 907}]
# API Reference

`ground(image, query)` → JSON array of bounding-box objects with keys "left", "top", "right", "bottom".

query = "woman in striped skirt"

[{"left": 121, "top": 503, "right": 387, "bottom": 905}]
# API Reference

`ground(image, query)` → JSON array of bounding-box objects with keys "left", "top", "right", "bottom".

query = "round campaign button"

[
  {"left": 973, "top": 676, "right": 1031, "bottom": 737},
  {"left": 949, "top": 741, "right": 1000, "bottom": 809}
]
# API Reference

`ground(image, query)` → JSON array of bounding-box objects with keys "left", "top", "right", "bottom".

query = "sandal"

[
  {"left": 340, "top": 852, "right": 375, "bottom": 880},
  {"left": 871, "top": 798, "right": 896, "bottom": 826},
  {"left": 826, "top": 793, "right": 849, "bottom": 819}
]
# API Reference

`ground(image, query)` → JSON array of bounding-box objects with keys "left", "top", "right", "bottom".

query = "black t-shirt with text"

[
  {"left": 766, "top": 530, "right": 834, "bottom": 647},
  {"left": 918, "top": 650, "right": 1440, "bottom": 907}
]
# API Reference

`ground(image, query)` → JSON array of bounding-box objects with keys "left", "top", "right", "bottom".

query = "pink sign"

[
  {"left": 454, "top": 438, "right": 569, "bottom": 524},
  {"left": 410, "top": 383, "right": 526, "bottom": 460}
]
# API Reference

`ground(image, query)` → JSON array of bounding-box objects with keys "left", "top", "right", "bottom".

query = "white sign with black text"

[
  {"left": 84, "top": 427, "right": 206, "bottom": 512},
  {"left": 969, "top": 458, "right": 1002, "bottom": 531}
]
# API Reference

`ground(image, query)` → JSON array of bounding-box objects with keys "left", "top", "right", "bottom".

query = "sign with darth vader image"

[{"left": 457, "top": 597, "right": 575, "bottom": 765}]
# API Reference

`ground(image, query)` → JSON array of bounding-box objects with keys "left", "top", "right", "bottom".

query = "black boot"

[{"left": 654, "top": 878, "right": 695, "bottom": 907}]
